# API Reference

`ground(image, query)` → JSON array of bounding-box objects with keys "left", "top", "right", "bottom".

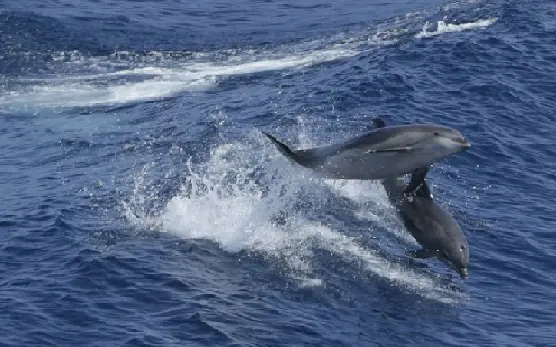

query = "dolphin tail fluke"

[{"left": 262, "top": 132, "right": 303, "bottom": 165}]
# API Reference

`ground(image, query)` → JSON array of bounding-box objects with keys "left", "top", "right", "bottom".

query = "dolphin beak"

[
  {"left": 453, "top": 137, "right": 471, "bottom": 149},
  {"left": 458, "top": 267, "right": 469, "bottom": 279},
  {"left": 462, "top": 140, "right": 471, "bottom": 149}
]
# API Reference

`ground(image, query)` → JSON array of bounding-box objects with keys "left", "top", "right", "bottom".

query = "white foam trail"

[
  {"left": 415, "top": 18, "right": 497, "bottom": 38},
  {"left": 0, "top": 2, "right": 499, "bottom": 111},
  {"left": 0, "top": 46, "right": 359, "bottom": 110},
  {"left": 0, "top": 78, "right": 210, "bottom": 109},
  {"left": 123, "top": 133, "right": 466, "bottom": 304},
  {"left": 0, "top": 10, "right": 413, "bottom": 111}
]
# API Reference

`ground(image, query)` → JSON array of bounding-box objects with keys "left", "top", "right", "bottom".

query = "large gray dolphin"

[
  {"left": 262, "top": 121, "right": 470, "bottom": 180},
  {"left": 373, "top": 118, "right": 470, "bottom": 279}
]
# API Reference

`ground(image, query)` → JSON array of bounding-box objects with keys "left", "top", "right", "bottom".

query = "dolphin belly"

[{"left": 311, "top": 151, "right": 436, "bottom": 180}]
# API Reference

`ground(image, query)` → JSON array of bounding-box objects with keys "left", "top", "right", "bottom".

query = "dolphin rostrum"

[
  {"left": 262, "top": 121, "right": 470, "bottom": 180},
  {"left": 374, "top": 118, "right": 470, "bottom": 279}
]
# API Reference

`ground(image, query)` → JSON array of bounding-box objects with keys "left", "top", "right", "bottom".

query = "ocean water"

[{"left": 1, "top": 0, "right": 555, "bottom": 345}]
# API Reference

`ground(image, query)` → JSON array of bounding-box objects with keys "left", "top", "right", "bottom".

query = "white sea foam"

[
  {"left": 124, "top": 131, "right": 467, "bottom": 304},
  {"left": 0, "top": 45, "right": 360, "bottom": 111},
  {"left": 415, "top": 18, "right": 498, "bottom": 39},
  {"left": 1, "top": 1, "right": 498, "bottom": 112}
]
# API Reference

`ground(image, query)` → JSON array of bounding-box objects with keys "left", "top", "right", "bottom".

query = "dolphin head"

[
  {"left": 374, "top": 123, "right": 471, "bottom": 172},
  {"left": 381, "top": 123, "right": 467, "bottom": 154},
  {"left": 409, "top": 124, "right": 471, "bottom": 157},
  {"left": 401, "top": 196, "right": 471, "bottom": 280},
  {"left": 439, "top": 234, "right": 470, "bottom": 280}
]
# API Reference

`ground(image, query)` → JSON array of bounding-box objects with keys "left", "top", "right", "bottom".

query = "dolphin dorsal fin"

[
  {"left": 372, "top": 117, "right": 387, "bottom": 129},
  {"left": 405, "top": 166, "right": 433, "bottom": 200}
]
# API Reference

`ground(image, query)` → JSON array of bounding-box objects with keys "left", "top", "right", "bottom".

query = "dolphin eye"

[
  {"left": 433, "top": 132, "right": 440, "bottom": 136},
  {"left": 460, "top": 245, "right": 466, "bottom": 250}
]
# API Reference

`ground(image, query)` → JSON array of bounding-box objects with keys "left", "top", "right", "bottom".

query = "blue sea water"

[{"left": 1, "top": 0, "right": 555, "bottom": 345}]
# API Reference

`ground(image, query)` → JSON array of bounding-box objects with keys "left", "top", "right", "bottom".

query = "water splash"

[
  {"left": 415, "top": 18, "right": 498, "bottom": 39},
  {"left": 123, "top": 131, "right": 468, "bottom": 304}
]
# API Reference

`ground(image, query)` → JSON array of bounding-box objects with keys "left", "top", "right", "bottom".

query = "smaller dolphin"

[
  {"left": 262, "top": 121, "right": 470, "bottom": 181},
  {"left": 374, "top": 118, "right": 470, "bottom": 279}
]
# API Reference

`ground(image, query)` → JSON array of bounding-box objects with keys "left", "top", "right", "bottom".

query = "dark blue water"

[{"left": 1, "top": 0, "right": 555, "bottom": 345}]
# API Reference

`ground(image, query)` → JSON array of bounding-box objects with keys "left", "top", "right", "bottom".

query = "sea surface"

[{"left": 1, "top": 0, "right": 555, "bottom": 346}]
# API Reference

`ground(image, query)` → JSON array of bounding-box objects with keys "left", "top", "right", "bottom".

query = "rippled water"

[{"left": 1, "top": 0, "right": 555, "bottom": 346}]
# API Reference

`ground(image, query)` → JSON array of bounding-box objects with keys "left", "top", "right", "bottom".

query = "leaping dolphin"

[
  {"left": 374, "top": 118, "right": 470, "bottom": 279},
  {"left": 262, "top": 121, "right": 470, "bottom": 180}
]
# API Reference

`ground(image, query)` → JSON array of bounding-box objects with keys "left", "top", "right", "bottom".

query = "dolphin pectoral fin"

[
  {"left": 368, "top": 118, "right": 412, "bottom": 153},
  {"left": 404, "top": 166, "right": 433, "bottom": 199},
  {"left": 405, "top": 248, "right": 437, "bottom": 259},
  {"left": 364, "top": 146, "right": 413, "bottom": 154}
]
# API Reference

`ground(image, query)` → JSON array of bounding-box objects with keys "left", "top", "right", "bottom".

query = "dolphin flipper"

[
  {"left": 364, "top": 146, "right": 412, "bottom": 154},
  {"left": 406, "top": 248, "right": 437, "bottom": 259},
  {"left": 404, "top": 166, "right": 433, "bottom": 199},
  {"left": 368, "top": 118, "right": 413, "bottom": 153}
]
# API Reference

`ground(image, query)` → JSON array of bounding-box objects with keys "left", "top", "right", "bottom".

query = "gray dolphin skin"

[
  {"left": 374, "top": 118, "right": 470, "bottom": 279},
  {"left": 262, "top": 121, "right": 470, "bottom": 180}
]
